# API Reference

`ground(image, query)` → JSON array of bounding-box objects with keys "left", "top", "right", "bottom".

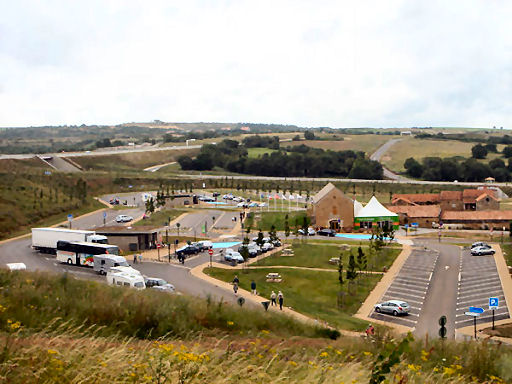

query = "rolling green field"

[
  {"left": 285, "top": 134, "right": 396, "bottom": 155},
  {"left": 253, "top": 243, "right": 401, "bottom": 272},
  {"left": 206, "top": 267, "right": 379, "bottom": 331},
  {"left": 247, "top": 147, "right": 278, "bottom": 158},
  {"left": 381, "top": 137, "right": 506, "bottom": 173}
]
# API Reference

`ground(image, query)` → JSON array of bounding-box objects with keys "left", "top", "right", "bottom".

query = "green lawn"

[
  {"left": 205, "top": 267, "right": 380, "bottom": 331},
  {"left": 247, "top": 147, "right": 278, "bottom": 158},
  {"left": 500, "top": 242, "right": 512, "bottom": 266},
  {"left": 252, "top": 243, "right": 401, "bottom": 271},
  {"left": 134, "top": 209, "right": 185, "bottom": 227},
  {"left": 247, "top": 211, "right": 309, "bottom": 231}
]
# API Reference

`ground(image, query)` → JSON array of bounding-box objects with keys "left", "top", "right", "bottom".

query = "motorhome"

[
  {"left": 93, "top": 254, "right": 130, "bottom": 275},
  {"left": 106, "top": 270, "right": 145, "bottom": 290}
]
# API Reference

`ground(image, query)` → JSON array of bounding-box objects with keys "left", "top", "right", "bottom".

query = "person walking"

[
  {"left": 270, "top": 291, "right": 277, "bottom": 306},
  {"left": 133, "top": 254, "right": 137, "bottom": 264},
  {"left": 233, "top": 282, "right": 238, "bottom": 294},
  {"left": 365, "top": 324, "right": 375, "bottom": 338},
  {"left": 278, "top": 291, "right": 284, "bottom": 310},
  {"left": 138, "top": 253, "right": 143, "bottom": 264},
  {"left": 233, "top": 275, "right": 239, "bottom": 285},
  {"left": 250, "top": 280, "right": 257, "bottom": 295}
]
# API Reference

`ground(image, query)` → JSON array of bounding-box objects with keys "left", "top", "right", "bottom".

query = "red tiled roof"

[
  {"left": 439, "top": 191, "right": 462, "bottom": 201},
  {"left": 441, "top": 210, "right": 512, "bottom": 221},
  {"left": 391, "top": 193, "right": 440, "bottom": 204},
  {"left": 389, "top": 205, "right": 441, "bottom": 218},
  {"left": 462, "top": 189, "right": 497, "bottom": 203}
]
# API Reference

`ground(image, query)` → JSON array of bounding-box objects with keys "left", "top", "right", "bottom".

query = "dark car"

[
  {"left": 176, "top": 245, "right": 199, "bottom": 257},
  {"left": 317, "top": 228, "right": 336, "bottom": 237}
]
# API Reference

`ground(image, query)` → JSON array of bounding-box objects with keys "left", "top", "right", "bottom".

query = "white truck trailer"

[{"left": 31, "top": 228, "right": 108, "bottom": 254}]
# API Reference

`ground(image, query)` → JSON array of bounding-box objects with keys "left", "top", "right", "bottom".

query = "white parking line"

[{"left": 386, "top": 290, "right": 425, "bottom": 300}]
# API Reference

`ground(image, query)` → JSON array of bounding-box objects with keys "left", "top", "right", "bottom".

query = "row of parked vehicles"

[
  {"left": 175, "top": 240, "right": 213, "bottom": 258},
  {"left": 223, "top": 237, "right": 282, "bottom": 263},
  {"left": 297, "top": 227, "right": 337, "bottom": 237},
  {"left": 470, "top": 242, "right": 496, "bottom": 256}
]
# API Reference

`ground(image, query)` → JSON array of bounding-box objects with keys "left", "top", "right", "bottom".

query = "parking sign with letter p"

[{"left": 489, "top": 297, "right": 499, "bottom": 310}]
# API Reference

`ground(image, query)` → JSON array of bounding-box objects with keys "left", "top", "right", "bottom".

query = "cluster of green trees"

[
  {"left": 241, "top": 135, "right": 280, "bottom": 149},
  {"left": 404, "top": 156, "right": 512, "bottom": 181},
  {"left": 177, "top": 139, "right": 383, "bottom": 179}
]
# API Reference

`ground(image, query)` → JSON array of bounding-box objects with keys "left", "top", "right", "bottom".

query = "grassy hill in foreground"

[{"left": 1, "top": 271, "right": 512, "bottom": 383}]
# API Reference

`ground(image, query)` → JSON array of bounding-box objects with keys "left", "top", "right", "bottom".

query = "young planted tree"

[
  {"left": 357, "top": 246, "right": 365, "bottom": 276},
  {"left": 284, "top": 214, "right": 290, "bottom": 244},
  {"left": 346, "top": 252, "right": 358, "bottom": 292},
  {"left": 269, "top": 224, "right": 278, "bottom": 243},
  {"left": 337, "top": 253, "right": 345, "bottom": 308},
  {"left": 256, "top": 230, "right": 264, "bottom": 247},
  {"left": 145, "top": 197, "right": 155, "bottom": 214},
  {"left": 301, "top": 215, "right": 309, "bottom": 243}
]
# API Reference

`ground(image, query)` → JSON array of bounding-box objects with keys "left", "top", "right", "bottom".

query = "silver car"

[{"left": 374, "top": 300, "right": 410, "bottom": 316}]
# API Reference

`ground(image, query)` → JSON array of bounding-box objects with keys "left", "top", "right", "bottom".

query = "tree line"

[{"left": 177, "top": 139, "right": 383, "bottom": 179}]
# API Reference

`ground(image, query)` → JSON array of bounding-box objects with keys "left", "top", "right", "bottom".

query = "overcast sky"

[{"left": 1, "top": 1, "right": 511, "bottom": 128}]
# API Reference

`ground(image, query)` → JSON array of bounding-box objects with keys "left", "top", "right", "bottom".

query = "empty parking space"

[
  {"left": 370, "top": 248, "right": 439, "bottom": 328},
  {"left": 455, "top": 251, "right": 509, "bottom": 328}
]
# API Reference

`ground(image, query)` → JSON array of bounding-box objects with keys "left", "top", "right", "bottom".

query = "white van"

[{"left": 106, "top": 270, "right": 145, "bottom": 290}]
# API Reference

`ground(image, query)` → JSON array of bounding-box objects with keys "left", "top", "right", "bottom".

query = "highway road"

[{"left": 0, "top": 144, "right": 202, "bottom": 160}]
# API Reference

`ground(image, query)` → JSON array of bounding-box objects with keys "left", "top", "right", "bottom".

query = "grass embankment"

[
  {"left": 0, "top": 171, "right": 106, "bottom": 240},
  {"left": 253, "top": 243, "right": 401, "bottom": 272},
  {"left": 134, "top": 209, "right": 185, "bottom": 227},
  {"left": 72, "top": 148, "right": 199, "bottom": 172},
  {"left": 206, "top": 267, "right": 380, "bottom": 331},
  {"left": 246, "top": 211, "right": 309, "bottom": 231},
  {"left": 247, "top": 147, "right": 278, "bottom": 158},
  {"left": 0, "top": 270, "right": 332, "bottom": 340}
]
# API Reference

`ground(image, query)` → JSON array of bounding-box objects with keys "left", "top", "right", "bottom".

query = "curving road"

[{"left": 370, "top": 139, "right": 411, "bottom": 181}]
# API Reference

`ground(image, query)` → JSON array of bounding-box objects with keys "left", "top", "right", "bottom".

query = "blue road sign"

[
  {"left": 469, "top": 306, "right": 484, "bottom": 314},
  {"left": 489, "top": 297, "right": 499, "bottom": 310},
  {"left": 67, "top": 214, "right": 73, "bottom": 221}
]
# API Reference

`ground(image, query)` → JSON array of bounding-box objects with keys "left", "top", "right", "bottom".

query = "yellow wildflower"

[
  {"left": 47, "top": 349, "right": 58, "bottom": 355},
  {"left": 260, "top": 329, "right": 269, "bottom": 334},
  {"left": 407, "top": 364, "right": 420, "bottom": 372},
  {"left": 335, "top": 349, "right": 342, "bottom": 355},
  {"left": 288, "top": 360, "right": 297, "bottom": 367},
  {"left": 443, "top": 367, "right": 456, "bottom": 376},
  {"left": 363, "top": 351, "right": 372, "bottom": 356},
  {"left": 227, "top": 321, "right": 234, "bottom": 326},
  {"left": 320, "top": 351, "right": 329, "bottom": 358}
]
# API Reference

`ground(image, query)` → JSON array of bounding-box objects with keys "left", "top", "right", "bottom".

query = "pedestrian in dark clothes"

[
  {"left": 250, "top": 280, "right": 256, "bottom": 294},
  {"left": 133, "top": 254, "right": 137, "bottom": 264},
  {"left": 270, "top": 291, "right": 277, "bottom": 306},
  {"left": 278, "top": 291, "right": 284, "bottom": 310}
]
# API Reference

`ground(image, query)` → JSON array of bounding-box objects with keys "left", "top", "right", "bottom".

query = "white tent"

[
  {"left": 355, "top": 196, "right": 397, "bottom": 218},
  {"left": 353, "top": 200, "right": 363, "bottom": 217}
]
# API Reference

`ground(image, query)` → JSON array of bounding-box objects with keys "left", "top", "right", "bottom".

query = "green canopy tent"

[{"left": 354, "top": 196, "right": 399, "bottom": 230}]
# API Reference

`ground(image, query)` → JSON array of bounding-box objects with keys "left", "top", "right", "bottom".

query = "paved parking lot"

[
  {"left": 370, "top": 248, "right": 439, "bottom": 328},
  {"left": 455, "top": 249, "right": 510, "bottom": 328}
]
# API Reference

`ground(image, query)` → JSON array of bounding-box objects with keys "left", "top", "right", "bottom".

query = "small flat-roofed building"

[{"left": 95, "top": 226, "right": 159, "bottom": 253}]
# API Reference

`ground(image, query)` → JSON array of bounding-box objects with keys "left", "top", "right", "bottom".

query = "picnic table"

[{"left": 266, "top": 272, "right": 282, "bottom": 283}]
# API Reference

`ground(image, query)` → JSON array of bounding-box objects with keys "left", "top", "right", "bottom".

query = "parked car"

[
  {"left": 144, "top": 277, "right": 176, "bottom": 293},
  {"left": 237, "top": 202, "right": 248, "bottom": 208},
  {"left": 471, "top": 242, "right": 491, "bottom": 249},
  {"left": 196, "top": 240, "right": 213, "bottom": 250},
  {"left": 223, "top": 194, "right": 233, "bottom": 200},
  {"left": 233, "top": 197, "right": 244, "bottom": 202},
  {"left": 374, "top": 300, "right": 410, "bottom": 316},
  {"left": 212, "top": 192, "right": 220, "bottom": 197},
  {"left": 298, "top": 227, "right": 316, "bottom": 236},
  {"left": 261, "top": 243, "right": 273, "bottom": 252},
  {"left": 471, "top": 246, "right": 495, "bottom": 256},
  {"left": 317, "top": 228, "right": 336, "bottom": 237},
  {"left": 238, "top": 245, "right": 258, "bottom": 258},
  {"left": 224, "top": 250, "right": 244, "bottom": 263},
  {"left": 272, "top": 240, "right": 282, "bottom": 247},
  {"left": 248, "top": 202, "right": 259, "bottom": 207},
  {"left": 115, "top": 214, "right": 133, "bottom": 223},
  {"left": 258, "top": 203, "right": 267, "bottom": 207},
  {"left": 176, "top": 244, "right": 199, "bottom": 257}
]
